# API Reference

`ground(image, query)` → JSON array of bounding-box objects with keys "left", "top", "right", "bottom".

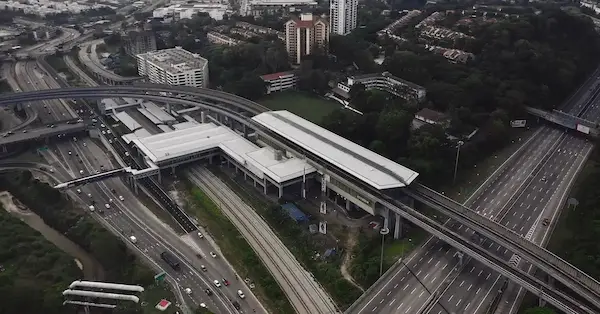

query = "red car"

[{"left": 222, "top": 278, "right": 230, "bottom": 286}]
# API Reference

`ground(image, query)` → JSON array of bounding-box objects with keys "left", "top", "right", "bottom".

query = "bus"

[{"left": 160, "top": 251, "right": 180, "bottom": 270}]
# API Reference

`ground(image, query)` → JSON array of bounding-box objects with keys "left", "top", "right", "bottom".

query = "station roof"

[
  {"left": 252, "top": 110, "right": 419, "bottom": 189},
  {"left": 132, "top": 123, "right": 315, "bottom": 183},
  {"left": 114, "top": 111, "right": 141, "bottom": 131}
]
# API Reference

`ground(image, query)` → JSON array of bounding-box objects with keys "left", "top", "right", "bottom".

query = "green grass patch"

[
  {"left": 138, "top": 282, "right": 179, "bottom": 314},
  {"left": 383, "top": 230, "right": 428, "bottom": 265},
  {"left": 259, "top": 91, "right": 342, "bottom": 123},
  {"left": 182, "top": 181, "right": 295, "bottom": 314},
  {"left": 209, "top": 167, "right": 362, "bottom": 309}
]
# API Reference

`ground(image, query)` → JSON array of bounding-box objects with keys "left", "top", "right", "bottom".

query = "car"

[
  {"left": 87, "top": 193, "right": 92, "bottom": 198},
  {"left": 104, "top": 203, "right": 111, "bottom": 209},
  {"left": 76, "top": 189, "right": 82, "bottom": 194},
  {"left": 109, "top": 198, "right": 114, "bottom": 203},
  {"left": 200, "top": 265, "right": 207, "bottom": 271},
  {"left": 222, "top": 279, "right": 230, "bottom": 286},
  {"left": 88, "top": 205, "right": 95, "bottom": 212},
  {"left": 197, "top": 232, "right": 204, "bottom": 238},
  {"left": 199, "top": 303, "right": 207, "bottom": 308},
  {"left": 541, "top": 176, "right": 547, "bottom": 182},
  {"left": 119, "top": 195, "right": 124, "bottom": 201},
  {"left": 22, "top": 130, "right": 27, "bottom": 133},
  {"left": 232, "top": 301, "right": 241, "bottom": 310},
  {"left": 209, "top": 252, "right": 217, "bottom": 258},
  {"left": 100, "top": 124, "right": 105, "bottom": 128},
  {"left": 129, "top": 236, "right": 137, "bottom": 244},
  {"left": 542, "top": 218, "right": 550, "bottom": 226},
  {"left": 184, "top": 288, "right": 192, "bottom": 295},
  {"left": 108, "top": 139, "right": 113, "bottom": 144},
  {"left": 107, "top": 130, "right": 112, "bottom": 134},
  {"left": 68, "top": 151, "right": 72, "bottom": 155},
  {"left": 83, "top": 142, "right": 87, "bottom": 147},
  {"left": 79, "top": 170, "right": 84, "bottom": 175},
  {"left": 237, "top": 290, "right": 245, "bottom": 299},
  {"left": 213, "top": 280, "right": 221, "bottom": 288},
  {"left": 111, "top": 189, "right": 116, "bottom": 193},
  {"left": 101, "top": 130, "right": 106, "bottom": 135},
  {"left": 205, "top": 289, "right": 213, "bottom": 296}
]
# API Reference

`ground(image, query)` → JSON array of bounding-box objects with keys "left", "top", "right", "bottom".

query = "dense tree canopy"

[{"left": 322, "top": 9, "right": 600, "bottom": 185}]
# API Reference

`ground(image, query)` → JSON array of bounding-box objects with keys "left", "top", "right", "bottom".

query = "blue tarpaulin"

[{"left": 281, "top": 203, "right": 308, "bottom": 223}]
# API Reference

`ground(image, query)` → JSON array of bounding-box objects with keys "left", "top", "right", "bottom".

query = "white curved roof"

[{"left": 252, "top": 110, "right": 419, "bottom": 190}]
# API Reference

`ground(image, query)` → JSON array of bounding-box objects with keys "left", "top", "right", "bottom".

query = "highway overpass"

[
  {"left": 0, "top": 87, "right": 598, "bottom": 314},
  {"left": 525, "top": 106, "right": 600, "bottom": 137},
  {"left": 0, "top": 121, "right": 87, "bottom": 147}
]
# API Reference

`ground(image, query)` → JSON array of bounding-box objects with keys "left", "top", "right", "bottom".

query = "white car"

[
  {"left": 237, "top": 290, "right": 245, "bottom": 299},
  {"left": 119, "top": 195, "right": 124, "bottom": 201},
  {"left": 184, "top": 288, "right": 192, "bottom": 295},
  {"left": 83, "top": 142, "right": 87, "bottom": 147},
  {"left": 209, "top": 252, "right": 217, "bottom": 258},
  {"left": 68, "top": 151, "right": 72, "bottom": 155},
  {"left": 76, "top": 189, "right": 81, "bottom": 194},
  {"left": 104, "top": 203, "right": 111, "bottom": 209},
  {"left": 197, "top": 232, "right": 204, "bottom": 238},
  {"left": 100, "top": 124, "right": 105, "bottom": 128},
  {"left": 129, "top": 236, "right": 137, "bottom": 244},
  {"left": 213, "top": 280, "right": 221, "bottom": 288},
  {"left": 87, "top": 193, "right": 92, "bottom": 198},
  {"left": 88, "top": 205, "right": 95, "bottom": 212},
  {"left": 200, "top": 265, "right": 207, "bottom": 272},
  {"left": 79, "top": 170, "right": 84, "bottom": 175},
  {"left": 109, "top": 198, "right": 114, "bottom": 203}
]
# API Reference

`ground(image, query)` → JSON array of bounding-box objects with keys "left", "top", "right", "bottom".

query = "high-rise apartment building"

[
  {"left": 329, "top": 0, "right": 357, "bottom": 35},
  {"left": 123, "top": 30, "right": 157, "bottom": 57},
  {"left": 284, "top": 13, "right": 329, "bottom": 64},
  {"left": 136, "top": 47, "right": 209, "bottom": 88}
]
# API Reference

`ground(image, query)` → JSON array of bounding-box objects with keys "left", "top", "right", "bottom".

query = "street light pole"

[
  {"left": 379, "top": 227, "right": 390, "bottom": 277},
  {"left": 453, "top": 140, "right": 464, "bottom": 184}
]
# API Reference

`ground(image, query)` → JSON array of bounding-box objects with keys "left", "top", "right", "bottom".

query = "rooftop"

[
  {"left": 252, "top": 111, "right": 419, "bottom": 190},
  {"left": 137, "top": 47, "right": 208, "bottom": 75},
  {"left": 260, "top": 71, "right": 296, "bottom": 81},
  {"left": 132, "top": 123, "right": 315, "bottom": 183}
]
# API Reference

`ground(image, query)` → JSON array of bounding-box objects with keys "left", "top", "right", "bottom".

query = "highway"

[
  {"left": 17, "top": 27, "right": 81, "bottom": 58},
  {"left": 78, "top": 39, "right": 139, "bottom": 82},
  {"left": 61, "top": 51, "right": 338, "bottom": 313},
  {"left": 188, "top": 166, "right": 338, "bottom": 314},
  {"left": 1, "top": 86, "right": 598, "bottom": 313},
  {"left": 352, "top": 67, "right": 600, "bottom": 314},
  {"left": 15, "top": 62, "right": 263, "bottom": 313}
]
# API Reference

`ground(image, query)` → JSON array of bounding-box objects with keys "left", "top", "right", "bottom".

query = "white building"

[
  {"left": 260, "top": 71, "right": 298, "bottom": 94},
  {"left": 242, "top": 0, "right": 317, "bottom": 17},
  {"left": 136, "top": 47, "right": 209, "bottom": 88},
  {"left": 329, "top": 0, "right": 357, "bottom": 35},
  {"left": 152, "top": 3, "right": 229, "bottom": 21}
]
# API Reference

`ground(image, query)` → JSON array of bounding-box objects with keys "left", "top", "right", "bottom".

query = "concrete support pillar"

[
  {"left": 171, "top": 166, "right": 175, "bottom": 175},
  {"left": 133, "top": 180, "right": 138, "bottom": 194},
  {"left": 383, "top": 208, "right": 390, "bottom": 230},
  {"left": 278, "top": 185, "right": 283, "bottom": 198},
  {"left": 157, "top": 171, "right": 161, "bottom": 184},
  {"left": 263, "top": 178, "right": 267, "bottom": 194},
  {"left": 253, "top": 179, "right": 257, "bottom": 187},
  {"left": 345, "top": 199, "right": 350, "bottom": 211},
  {"left": 394, "top": 213, "right": 402, "bottom": 239},
  {"left": 244, "top": 172, "right": 247, "bottom": 180},
  {"left": 243, "top": 124, "right": 248, "bottom": 138},
  {"left": 201, "top": 111, "right": 207, "bottom": 123},
  {"left": 167, "top": 104, "right": 171, "bottom": 113},
  {"left": 235, "top": 166, "right": 238, "bottom": 174}
]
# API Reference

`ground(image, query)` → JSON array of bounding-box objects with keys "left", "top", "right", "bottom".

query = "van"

[
  {"left": 129, "top": 236, "right": 137, "bottom": 244},
  {"left": 88, "top": 205, "right": 95, "bottom": 212}
]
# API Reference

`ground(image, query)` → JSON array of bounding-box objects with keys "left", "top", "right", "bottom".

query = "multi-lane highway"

[
  {"left": 353, "top": 68, "right": 600, "bottom": 314},
  {"left": 62, "top": 51, "right": 339, "bottom": 313},
  {"left": 13, "top": 60, "right": 264, "bottom": 313}
]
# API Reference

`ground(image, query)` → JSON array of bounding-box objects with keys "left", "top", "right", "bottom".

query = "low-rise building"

[
  {"left": 153, "top": 3, "right": 230, "bottom": 21},
  {"left": 207, "top": 32, "right": 242, "bottom": 46},
  {"left": 414, "top": 108, "right": 450, "bottom": 127},
  {"left": 235, "top": 21, "right": 285, "bottom": 40},
  {"left": 261, "top": 71, "right": 298, "bottom": 94},
  {"left": 136, "top": 46, "right": 209, "bottom": 88},
  {"left": 334, "top": 72, "right": 426, "bottom": 101},
  {"left": 242, "top": 0, "right": 317, "bottom": 17}
]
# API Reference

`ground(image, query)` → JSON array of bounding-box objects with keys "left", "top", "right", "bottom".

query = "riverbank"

[{"left": 0, "top": 191, "right": 105, "bottom": 280}]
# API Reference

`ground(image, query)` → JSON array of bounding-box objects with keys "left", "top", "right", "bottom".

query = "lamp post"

[
  {"left": 379, "top": 227, "right": 390, "bottom": 277},
  {"left": 453, "top": 140, "right": 464, "bottom": 184}
]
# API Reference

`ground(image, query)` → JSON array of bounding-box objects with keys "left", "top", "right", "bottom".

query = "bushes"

[
  {"left": 185, "top": 184, "right": 295, "bottom": 314},
  {"left": 0, "top": 207, "right": 81, "bottom": 314}
]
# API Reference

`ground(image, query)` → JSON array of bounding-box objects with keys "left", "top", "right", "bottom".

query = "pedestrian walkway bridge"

[{"left": 525, "top": 106, "right": 600, "bottom": 137}]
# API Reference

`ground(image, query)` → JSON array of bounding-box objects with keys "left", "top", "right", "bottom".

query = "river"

[{"left": 0, "top": 191, "right": 105, "bottom": 280}]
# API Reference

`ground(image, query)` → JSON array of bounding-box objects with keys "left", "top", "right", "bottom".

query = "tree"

[{"left": 523, "top": 307, "right": 557, "bottom": 314}]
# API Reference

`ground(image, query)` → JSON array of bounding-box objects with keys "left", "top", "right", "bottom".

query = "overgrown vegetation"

[
  {"left": 0, "top": 171, "right": 176, "bottom": 314},
  {"left": 209, "top": 168, "right": 363, "bottom": 309},
  {"left": 0, "top": 205, "right": 82, "bottom": 314},
  {"left": 181, "top": 179, "right": 294, "bottom": 314}
]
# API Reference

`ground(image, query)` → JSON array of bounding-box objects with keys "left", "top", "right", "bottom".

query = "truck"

[{"left": 160, "top": 251, "right": 180, "bottom": 270}]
